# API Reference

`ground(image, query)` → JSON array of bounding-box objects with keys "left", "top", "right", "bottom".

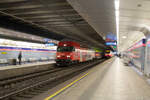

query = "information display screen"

[{"left": 105, "top": 42, "right": 117, "bottom": 46}]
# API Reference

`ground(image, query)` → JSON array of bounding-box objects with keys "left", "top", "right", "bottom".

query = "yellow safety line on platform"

[
  {"left": 44, "top": 60, "right": 109, "bottom": 100},
  {"left": 44, "top": 72, "right": 90, "bottom": 100}
]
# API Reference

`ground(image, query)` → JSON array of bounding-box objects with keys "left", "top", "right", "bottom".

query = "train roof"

[{"left": 58, "top": 41, "right": 80, "bottom": 47}]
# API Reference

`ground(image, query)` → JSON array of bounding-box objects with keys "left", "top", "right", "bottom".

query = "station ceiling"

[
  {"left": 0, "top": 0, "right": 106, "bottom": 48},
  {"left": 119, "top": 0, "right": 150, "bottom": 51},
  {"left": 1, "top": 0, "right": 147, "bottom": 51},
  {"left": 67, "top": 0, "right": 150, "bottom": 51}
]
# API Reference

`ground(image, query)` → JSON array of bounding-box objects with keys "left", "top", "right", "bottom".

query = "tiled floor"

[{"left": 52, "top": 58, "right": 150, "bottom": 100}]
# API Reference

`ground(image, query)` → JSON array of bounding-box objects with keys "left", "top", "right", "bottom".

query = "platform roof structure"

[
  {"left": 0, "top": 0, "right": 148, "bottom": 50},
  {"left": 0, "top": 0, "right": 106, "bottom": 48}
]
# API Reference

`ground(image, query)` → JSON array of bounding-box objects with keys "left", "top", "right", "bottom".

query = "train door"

[{"left": 80, "top": 50, "right": 83, "bottom": 62}]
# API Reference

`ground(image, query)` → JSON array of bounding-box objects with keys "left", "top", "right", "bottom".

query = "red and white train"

[
  {"left": 104, "top": 50, "right": 113, "bottom": 58},
  {"left": 56, "top": 41, "right": 100, "bottom": 66}
]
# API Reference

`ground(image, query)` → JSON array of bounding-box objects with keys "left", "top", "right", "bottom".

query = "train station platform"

[
  {"left": 33, "top": 58, "right": 150, "bottom": 100},
  {"left": 0, "top": 61, "right": 55, "bottom": 80},
  {"left": 0, "top": 61, "right": 55, "bottom": 70}
]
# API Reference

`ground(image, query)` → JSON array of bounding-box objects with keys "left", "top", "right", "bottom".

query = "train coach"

[{"left": 55, "top": 41, "right": 102, "bottom": 66}]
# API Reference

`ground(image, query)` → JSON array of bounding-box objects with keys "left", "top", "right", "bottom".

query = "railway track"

[{"left": 0, "top": 60, "right": 104, "bottom": 100}]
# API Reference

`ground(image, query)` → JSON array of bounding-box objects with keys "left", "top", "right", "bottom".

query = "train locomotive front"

[{"left": 56, "top": 41, "right": 80, "bottom": 66}]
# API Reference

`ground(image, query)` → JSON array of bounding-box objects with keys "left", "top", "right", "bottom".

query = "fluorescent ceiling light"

[
  {"left": 115, "top": 0, "right": 120, "bottom": 50},
  {"left": 115, "top": 0, "right": 119, "bottom": 10}
]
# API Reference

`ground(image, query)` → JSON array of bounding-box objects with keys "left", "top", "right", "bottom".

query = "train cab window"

[{"left": 57, "top": 46, "right": 75, "bottom": 52}]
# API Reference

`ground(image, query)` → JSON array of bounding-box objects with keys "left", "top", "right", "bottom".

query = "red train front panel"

[{"left": 56, "top": 41, "right": 80, "bottom": 65}]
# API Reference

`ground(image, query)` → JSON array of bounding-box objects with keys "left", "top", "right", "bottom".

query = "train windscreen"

[{"left": 57, "top": 46, "right": 75, "bottom": 52}]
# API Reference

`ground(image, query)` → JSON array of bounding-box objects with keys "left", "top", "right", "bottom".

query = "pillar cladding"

[{"left": 141, "top": 39, "right": 146, "bottom": 72}]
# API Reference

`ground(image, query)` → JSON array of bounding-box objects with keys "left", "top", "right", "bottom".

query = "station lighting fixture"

[
  {"left": 57, "top": 55, "right": 60, "bottom": 57},
  {"left": 67, "top": 55, "right": 71, "bottom": 58},
  {"left": 122, "top": 36, "right": 127, "bottom": 39},
  {"left": 115, "top": 0, "right": 120, "bottom": 48}
]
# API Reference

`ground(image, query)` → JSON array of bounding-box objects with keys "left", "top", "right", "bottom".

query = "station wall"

[{"left": 0, "top": 38, "right": 57, "bottom": 65}]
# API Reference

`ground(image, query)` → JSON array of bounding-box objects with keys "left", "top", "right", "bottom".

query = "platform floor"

[
  {"left": 0, "top": 61, "right": 55, "bottom": 70},
  {"left": 39, "top": 58, "right": 150, "bottom": 100}
]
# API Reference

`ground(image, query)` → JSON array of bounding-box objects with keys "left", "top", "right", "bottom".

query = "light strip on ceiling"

[{"left": 115, "top": 0, "right": 120, "bottom": 50}]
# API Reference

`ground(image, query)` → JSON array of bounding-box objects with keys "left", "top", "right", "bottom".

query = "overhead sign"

[
  {"left": 106, "top": 32, "right": 117, "bottom": 41},
  {"left": 44, "top": 38, "right": 59, "bottom": 46},
  {"left": 45, "top": 43, "right": 55, "bottom": 46},
  {"left": 106, "top": 41, "right": 117, "bottom": 46},
  {"left": 44, "top": 38, "right": 59, "bottom": 44},
  {"left": 44, "top": 38, "right": 50, "bottom": 42},
  {"left": 1, "top": 52, "right": 7, "bottom": 54}
]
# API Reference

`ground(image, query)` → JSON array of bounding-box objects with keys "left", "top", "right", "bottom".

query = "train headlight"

[
  {"left": 57, "top": 55, "right": 60, "bottom": 57},
  {"left": 67, "top": 55, "right": 71, "bottom": 58}
]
